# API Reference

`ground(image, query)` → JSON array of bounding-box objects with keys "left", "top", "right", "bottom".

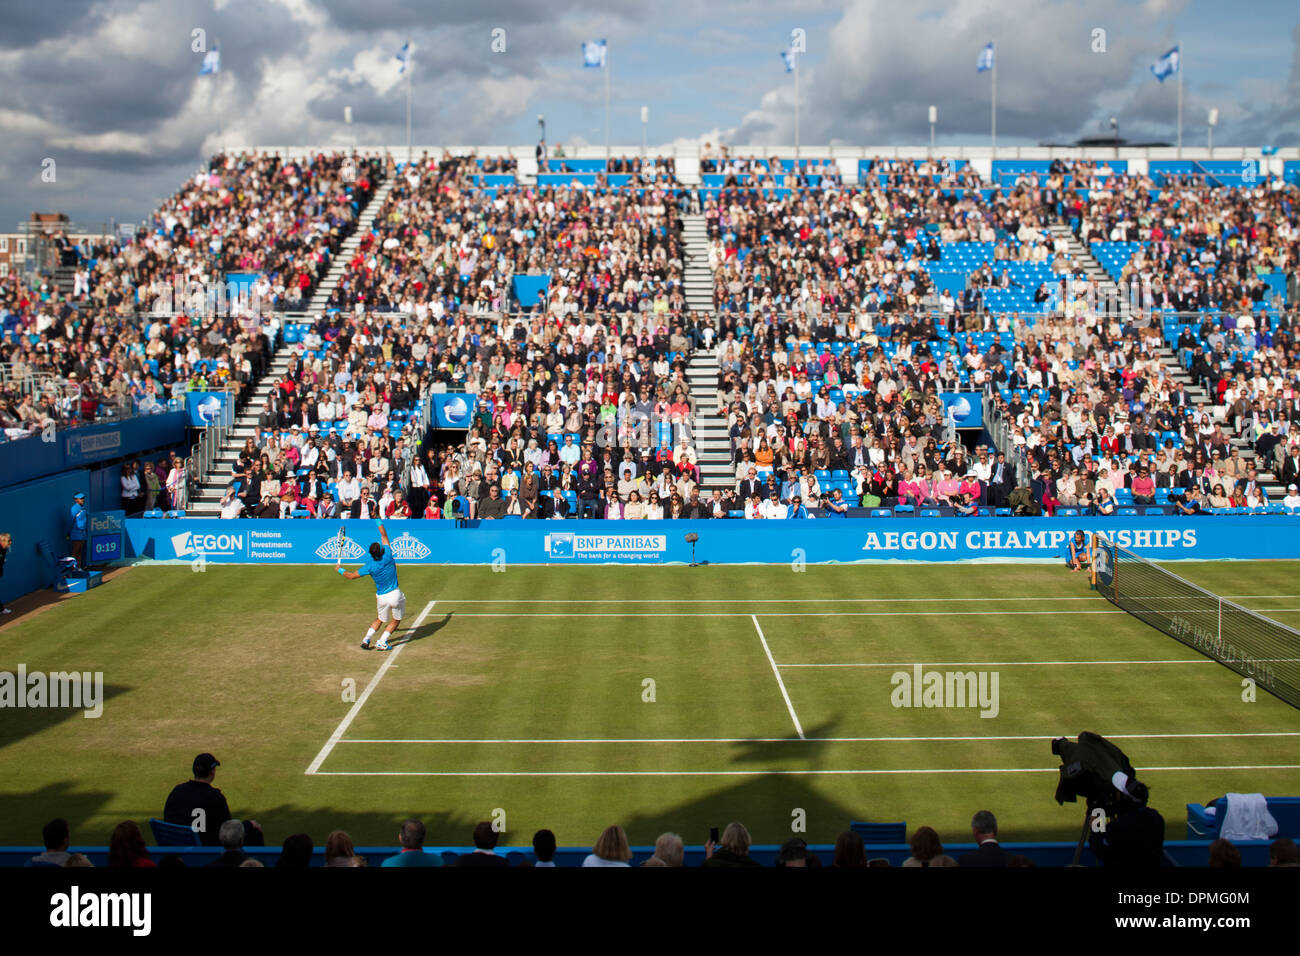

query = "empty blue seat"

[
  {"left": 893, "top": 504, "right": 915, "bottom": 515},
  {"left": 870, "top": 508, "right": 892, "bottom": 518},
  {"left": 143, "top": 509, "right": 164, "bottom": 518},
  {"left": 920, "top": 508, "right": 941, "bottom": 518},
  {"left": 1144, "top": 507, "right": 1165, "bottom": 516},
  {"left": 148, "top": 818, "right": 202, "bottom": 847},
  {"left": 994, "top": 508, "right": 1012, "bottom": 517},
  {"left": 1058, "top": 508, "right": 1079, "bottom": 517},
  {"left": 1118, "top": 507, "right": 1138, "bottom": 516}
]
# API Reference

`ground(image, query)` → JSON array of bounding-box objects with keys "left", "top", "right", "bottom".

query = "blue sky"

[{"left": 0, "top": 0, "right": 1295, "bottom": 229}]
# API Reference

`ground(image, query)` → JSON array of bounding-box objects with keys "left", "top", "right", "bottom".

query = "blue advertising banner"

[
  {"left": 512, "top": 275, "right": 550, "bottom": 307},
  {"left": 185, "top": 391, "right": 232, "bottom": 427},
  {"left": 430, "top": 393, "right": 476, "bottom": 429},
  {"left": 122, "top": 515, "right": 1300, "bottom": 566},
  {"left": 940, "top": 392, "right": 983, "bottom": 429}
]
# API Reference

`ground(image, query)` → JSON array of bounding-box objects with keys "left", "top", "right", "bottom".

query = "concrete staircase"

[
  {"left": 185, "top": 353, "right": 293, "bottom": 515},
  {"left": 679, "top": 206, "right": 729, "bottom": 492},
  {"left": 306, "top": 175, "right": 396, "bottom": 313},
  {"left": 682, "top": 213, "right": 713, "bottom": 314},
  {"left": 187, "top": 176, "right": 394, "bottom": 515},
  {"left": 1046, "top": 224, "right": 1125, "bottom": 316},
  {"left": 1152, "top": 345, "right": 1286, "bottom": 500},
  {"left": 685, "top": 349, "right": 731, "bottom": 493}
]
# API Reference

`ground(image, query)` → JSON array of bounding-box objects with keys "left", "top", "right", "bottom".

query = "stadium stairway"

[
  {"left": 1047, "top": 224, "right": 1127, "bottom": 316},
  {"left": 306, "top": 175, "right": 397, "bottom": 313},
  {"left": 185, "top": 350, "right": 296, "bottom": 515},
  {"left": 1149, "top": 343, "right": 1285, "bottom": 499},
  {"left": 682, "top": 212, "right": 713, "bottom": 313},
  {"left": 186, "top": 168, "right": 398, "bottom": 515},
  {"left": 688, "top": 348, "right": 731, "bottom": 492}
]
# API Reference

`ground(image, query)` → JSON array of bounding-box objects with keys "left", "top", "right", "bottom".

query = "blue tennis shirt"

[{"left": 358, "top": 545, "right": 399, "bottom": 595}]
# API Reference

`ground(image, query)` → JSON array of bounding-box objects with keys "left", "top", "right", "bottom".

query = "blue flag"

[
  {"left": 582, "top": 39, "right": 607, "bottom": 68},
  {"left": 198, "top": 47, "right": 220, "bottom": 76},
  {"left": 1150, "top": 46, "right": 1179, "bottom": 82},
  {"left": 395, "top": 42, "right": 410, "bottom": 74},
  {"left": 781, "top": 47, "right": 798, "bottom": 73},
  {"left": 976, "top": 42, "right": 994, "bottom": 73}
]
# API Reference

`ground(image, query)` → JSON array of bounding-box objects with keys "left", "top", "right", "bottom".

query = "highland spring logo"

[
  {"left": 890, "top": 663, "right": 999, "bottom": 718},
  {"left": 0, "top": 665, "right": 104, "bottom": 718}
]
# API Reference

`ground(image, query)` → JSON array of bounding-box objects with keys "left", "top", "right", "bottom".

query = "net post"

[
  {"left": 1089, "top": 533, "right": 1097, "bottom": 589},
  {"left": 1218, "top": 596, "right": 1222, "bottom": 646}
]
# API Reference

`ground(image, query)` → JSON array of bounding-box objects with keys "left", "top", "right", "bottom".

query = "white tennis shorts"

[{"left": 376, "top": 589, "right": 406, "bottom": 622}]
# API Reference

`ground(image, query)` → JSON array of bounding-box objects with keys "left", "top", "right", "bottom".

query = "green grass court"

[{"left": 3, "top": 562, "right": 1300, "bottom": 848}]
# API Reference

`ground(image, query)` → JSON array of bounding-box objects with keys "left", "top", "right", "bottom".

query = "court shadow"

[
  {"left": 0, "top": 781, "right": 118, "bottom": 846},
  {"left": 725, "top": 716, "right": 843, "bottom": 769},
  {"left": 389, "top": 612, "right": 455, "bottom": 647},
  {"left": 0, "top": 683, "right": 132, "bottom": 752},
  {"left": 616, "top": 774, "right": 865, "bottom": 860}
]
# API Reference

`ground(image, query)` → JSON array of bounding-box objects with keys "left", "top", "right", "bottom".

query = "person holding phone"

[{"left": 702, "top": 822, "right": 761, "bottom": 867}]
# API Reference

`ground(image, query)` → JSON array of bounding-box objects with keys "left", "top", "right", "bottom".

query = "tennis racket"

[{"left": 335, "top": 524, "right": 346, "bottom": 568}]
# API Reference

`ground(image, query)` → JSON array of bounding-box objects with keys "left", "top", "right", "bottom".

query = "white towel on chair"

[{"left": 1218, "top": 793, "right": 1279, "bottom": 842}]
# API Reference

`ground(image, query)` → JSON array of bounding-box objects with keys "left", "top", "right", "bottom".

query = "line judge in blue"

[{"left": 337, "top": 522, "right": 406, "bottom": 651}]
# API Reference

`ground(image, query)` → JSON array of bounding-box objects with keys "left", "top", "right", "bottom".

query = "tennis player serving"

[{"left": 337, "top": 522, "right": 406, "bottom": 651}]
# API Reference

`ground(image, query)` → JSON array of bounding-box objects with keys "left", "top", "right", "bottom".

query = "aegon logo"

[
  {"left": 315, "top": 536, "right": 366, "bottom": 561},
  {"left": 389, "top": 532, "right": 431, "bottom": 560},
  {"left": 861, "top": 528, "right": 1198, "bottom": 553},
  {"left": 171, "top": 531, "right": 243, "bottom": 557}
]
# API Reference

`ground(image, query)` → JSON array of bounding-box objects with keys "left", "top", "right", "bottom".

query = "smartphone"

[{"left": 709, "top": 826, "right": 719, "bottom": 845}]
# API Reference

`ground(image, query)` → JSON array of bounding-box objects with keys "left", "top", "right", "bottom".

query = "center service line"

[
  {"left": 752, "top": 614, "right": 804, "bottom": 739},
  {"left": 305, "top": 599, "right": 437, "bottom": 776}
]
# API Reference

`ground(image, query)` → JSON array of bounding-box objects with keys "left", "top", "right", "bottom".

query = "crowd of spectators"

[
  {"left": 326, "top": 153, "right": 688, "bottom": 317},
  {"left": 27, "top": 795, "right": 1300, "bottom": 868},
  {"left": 1, "top": 151, "right": 382, "bottom": 446}
]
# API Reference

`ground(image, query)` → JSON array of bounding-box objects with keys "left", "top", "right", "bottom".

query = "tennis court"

[{"left": 2, "top": 562, "right": 1299, "bottom": 845}]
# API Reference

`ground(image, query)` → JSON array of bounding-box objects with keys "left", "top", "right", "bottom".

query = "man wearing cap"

[
  {"left": 1283, "top": 485, "right": 1300, "bottom": 510},
  {"left": 68, "top": 492, "right": 88, "bottom": 568},
  {"left": 163, "top": 753, "right": 233, "bottom": 847}
]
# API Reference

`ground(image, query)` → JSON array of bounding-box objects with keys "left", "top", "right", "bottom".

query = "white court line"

[
  {"left": 304, "top": 599, "right": 437, "bottom": 776},
  {"left": 442, "top": 608, "right": 1300, "bottom": 618},
  {"left": 339, "top": 732, "right": 1300, "bottom": 744},
  {"left": 752, "top": 614, "right": 804, "bottom": 739},
  {"left": 401, "top": 595, "right": 1300, "bottom": 604},
  {"left": 310, "top": 764, "right": 1300, "bottom": 778},
  {"left": 780, "top": 658, "right": 1300, "bottom": 668}
]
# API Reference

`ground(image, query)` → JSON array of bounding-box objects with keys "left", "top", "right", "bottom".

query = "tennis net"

[{"left": 1091, "top": 534, "right": 1300, "bottom": 709}]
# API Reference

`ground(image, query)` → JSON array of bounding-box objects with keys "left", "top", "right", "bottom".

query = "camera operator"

[{"left": 1088, "top": 781, "right": 1164, "bottom": 868}]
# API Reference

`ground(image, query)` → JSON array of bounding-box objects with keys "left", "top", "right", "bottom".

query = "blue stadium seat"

[
  {"left": 143, "top": 509, "right": 164, "bottom": 518},
  {"left": 1144, "top": 507, "right": 1165, "bottom": 516},
  {"left": 165, "top": 510, "right": 185, "bottom": 518},
  {"left": 870, "top": 508, "right": 892, "bottom": 518},
  {"left": 994, "top": 508, "right": 1012, "bottom": 517},
  {"left": 1118, "top": 508, "right": 1138, "bottom": 516},
  {"left": 148, "top": 818, "right": 202, "bottom": 847},
  {"left": 920, "top": 509, "right": 941, "bottom": 518},
  {"left": 893, "top": 505, "right": 915, "bottom": 515},
  {"left": 978, "top": 507, "right": 992, "bottom": 516},
  {"left": 1057, "top": 508, "right": 1079, "bottom": 517}
]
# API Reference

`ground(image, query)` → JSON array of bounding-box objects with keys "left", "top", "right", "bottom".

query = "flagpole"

[
  {"left": 604, "top": 48, "right": 610, "bottom": 163},
  {"left": 991, "top": 49, "right": 997, "bottom": 153},
  {"left": 1176, "top": 44, "right": 1183, "bottom": 156},
  {"left": 794, "top": 59, "right": 800, "bottom": 158},
  {"left": 406, "top": 57, "right": 412, "bottom": 166}
]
